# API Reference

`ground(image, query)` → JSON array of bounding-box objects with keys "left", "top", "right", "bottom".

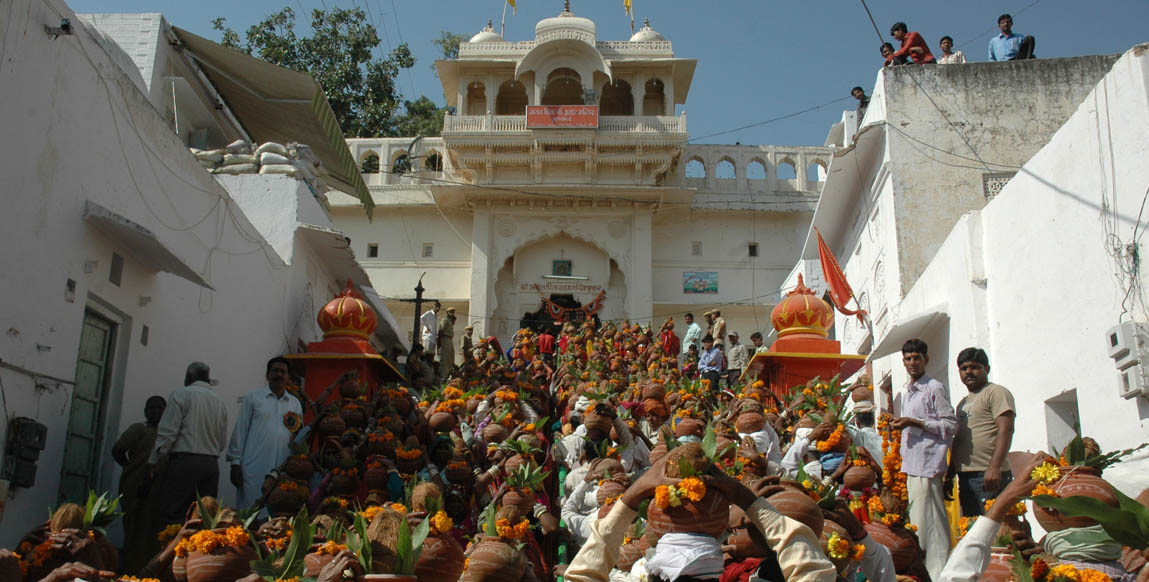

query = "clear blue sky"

[{"left": 72, "top": 0, "right": 1149, "bottom": 147}]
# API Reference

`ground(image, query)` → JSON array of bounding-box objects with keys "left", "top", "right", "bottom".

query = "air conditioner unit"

[
  {"left": 1106, "top": 322, "right": 1149, "bottom": 370},
  {"left": 1117, "top": 364, "right": 1147, "bottom": 399}
]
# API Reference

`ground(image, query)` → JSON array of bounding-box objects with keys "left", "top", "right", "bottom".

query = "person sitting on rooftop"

[
  {"left": 881, "top": 42, "right": 907, "bottom": 67},
  {"left": 988, "top": 14, "right": 1036, "bottom": 61},
  {"left": 887, "top": 22, "right": 936, "bottom": 65}
]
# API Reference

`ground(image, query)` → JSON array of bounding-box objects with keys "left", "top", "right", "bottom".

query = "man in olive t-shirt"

[{"left": 947, "top": 347, "right": 1016, "bottom": 517}]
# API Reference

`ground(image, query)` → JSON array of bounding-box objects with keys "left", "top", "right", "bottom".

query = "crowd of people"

[
  {"left": 3, "top": 318, "right": 1147, "bottom": 582},
  {"left": 851, "top": 13, "right": 1039, "bottom": 115}
]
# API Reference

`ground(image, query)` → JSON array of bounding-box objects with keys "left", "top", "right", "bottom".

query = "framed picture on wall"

[
  {"left": 552, "top": 260, "right": 573, "bottom": 277},
  {"left": 683, "top": 271, "right": 719, "bottom": 294}
]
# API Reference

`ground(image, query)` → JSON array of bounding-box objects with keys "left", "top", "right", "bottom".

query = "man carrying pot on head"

[
  {"left": 227, "top": 356, "right": 303, "bottom": 510},
  {"left": 947, "top": 347, "right": 1015, "bottom": 518}
]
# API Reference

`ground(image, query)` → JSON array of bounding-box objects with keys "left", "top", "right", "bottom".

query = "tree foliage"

[
  {"left": 213, "top": 7, "right": 439, "bottom": 138},
  {"left": 431, "top": 30, "right": 469, "bottom": 68}
]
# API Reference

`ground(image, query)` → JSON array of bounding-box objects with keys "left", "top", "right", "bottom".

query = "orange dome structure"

[
  {"left": 770, "top": 274, "right": 834, "bottom": 338},
  {"left": 317, "top": 281, "right": 378, "bottom": 339},
  {"left": 742, "top": 274, "right": 865, "bottom": 400},
  {"left": 287, "top": 280, "right": 404, "bottom": 418}
]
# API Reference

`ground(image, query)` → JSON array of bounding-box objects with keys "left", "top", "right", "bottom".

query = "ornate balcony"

[{"left": 441, "top": 114, "right": 686, "bottom": 135}]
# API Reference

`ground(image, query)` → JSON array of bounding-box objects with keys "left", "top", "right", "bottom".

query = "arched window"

[
  {"left": 716, "top": 158, "right": 736, "bottom": 180},
  {"left": 496, "top": 80, "right": 529, "bottom": 115},
  {"left": 425, "top": 152, "right": 443, "bottom": 172},
  {"left": 600, "top": 79, "right": 633, "bottom": 116},
  {"left": 807, "top": 160, "right": 827, "bottom": 183},
  {"left": 643, "top": 78, "right": 665, "bottom": 116},
  {"left": 466, "top": 81, "right": 486, "bottom": 115},
  {"left": 542, "top": 68, "right": 583, "bottom": 106},
  {"left": 392, "top": 153, "right": 411, "bottom": 175},
  {"left": 360, "top": 151, "right": 380, "bottom": 174},
  {"left": 746, "top": 159, "right": 767, "bottom": 180},
  {"left": 685, "top": 158, "right": 706, "bottom": 179},
  {"left": 777, "top": 158, "right": 797, "bottom": 181}
]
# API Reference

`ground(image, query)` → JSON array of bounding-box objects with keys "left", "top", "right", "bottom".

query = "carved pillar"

[{"left": 485, "top": 74, "right": 497, "bottom": 115}]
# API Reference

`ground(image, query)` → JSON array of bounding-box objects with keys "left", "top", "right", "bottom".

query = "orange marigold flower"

[{"left": 679, "top": 477, "right": 706, "bottom": 502}]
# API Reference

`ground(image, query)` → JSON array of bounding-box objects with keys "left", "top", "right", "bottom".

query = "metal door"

[{"left": 60, "top": 309, "right": 117, "bottom": 503}]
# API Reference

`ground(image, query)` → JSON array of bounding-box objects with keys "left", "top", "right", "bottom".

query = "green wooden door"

[{"left": 60, "top": 309, "right": 117, "bottom": 503}]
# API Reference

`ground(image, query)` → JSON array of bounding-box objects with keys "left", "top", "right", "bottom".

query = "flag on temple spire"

[
  {"left": 624, "top": 0, "right": 632, "bottom": 14},
  {"left": 814, "top": 228, "right": 868, "bottom": 324},
  {"left": 507, "top": 0, "right": 516, "bottom": 15}
]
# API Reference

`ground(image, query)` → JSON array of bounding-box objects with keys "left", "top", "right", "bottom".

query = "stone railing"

[
  {"left": 443, "top": 114, "right": 685, "bottom": 134},
  {"left": 456, "top": 40, "right": 673, "bottom": 58},
  {"left": 596, "top": 40, "right": 674, "bottom": 55}
]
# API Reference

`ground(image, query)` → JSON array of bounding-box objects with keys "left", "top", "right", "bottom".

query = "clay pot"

[
  {"left": 461, "top": 537, "right": 529, "bottom": 582},
  {"left": 980, "top": 547, "right": 1014, "bottom": 582},
  {"left": 583, "top": 407, "right": 612, "bottom": 433},
  {"left": 363, "top": 576, "right": 417, "bottom": 582},
  {"left": 1033, "top": 467, "right": 1119, "bottom": 531},
  {"left": 642, "top": 383, "right": 666, "bottom": 401},
  {"left": 844, "top": 466, "right": 877, "bottom": 490},
  {"left": 397, "top": 457, "right": 425, "bottom": 475},
  {"left": 91, "top": 530, "right": 118, "bottom": 574},
  {"left": 365, "top": 468, "right": 390, "bottom": 492},
  {"left": 331, "top": 473, "right": 360, "bottom": 495},
  {"left": 173, "top": 554, "right": 188, "bottom": 582},
  {"left": 503, "top": 454, "right": 530, "bottom": 475},
  {"left": 766, "top": 486, "right": 824, "bottom": 536},
  {"left": 647, "top": 488, "right": 730, "bottom": 539},
  {"left": 185, "top": 539, "right": 257, "bottom": 582},
  {"left": 674, "top": 418, "right": 704, "bottom": 439},
  {"left": 648, "top": 441, "right": 667, "bottom": 464},
  {"left": 616, "top": 537, "right": 646, "bottom": 572},
  {"left": 736, "top": 412, "right": 766, "bottom": 434},
  {"left": 416, "top": 533, "right": 466, "bottom": 582},
  {"left": 851, "top": 386, "right": 873, "bottom": 402},
  {"left": 726, "top": 506, "right": 767, "bottom": 559},
  {"left": 267, "top": 486, "right": 308, "bottom": 516},
  {"left": 864, "top": 522, "right": 918, "bottom": 572},
  {"left": 588, "top": 458, "right": 626, "bottom": 481},
  {"left": 430, "top": 412, "right": 457, "bottom": 433},
  {"left": 500, "top": 488, "right": 536, "bottom": 516},
  {"left": 446, "top": 463, "right": 472, "bottom": 485},
  {"left": 482, "top": 424, "right": 507, "bottom": 444},
  {"left": 303, "top": 551, "right": 336, "bottom": 577},
  {"left": 341, "top": 405, "right": 368, "bottom": 429},
  {"left": 391, "top": 396, "right": 413, "bottom": 416},
  {"left": 319, "top": 415, "right": 347, "bottom": 439},
  {"left": 285, "top": 456, "right": 315, "bottom": 481}
]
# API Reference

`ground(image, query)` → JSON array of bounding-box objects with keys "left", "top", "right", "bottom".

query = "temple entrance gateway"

[{"left": 490, "top": 233, "right": 626, "bottom": 348}]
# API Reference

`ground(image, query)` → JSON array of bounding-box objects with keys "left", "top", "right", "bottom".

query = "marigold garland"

[
  {"left": 826, "top": 531, "right": 851, "bottom": 559},
  {"left": 654, "top": 477, "right": 706, "bottom": 509},
  {"left": 1031, "top": 463, "right": 1061, "bottom": 485},
  {"left": 360, "top": 506, "right": 384, "bottom": 522},
  {"left": 174, "top": 527, "right": 250, "bottom": 557},
  {"left": 984, "top": 498, "right": 1027, "bottom": 516},
  {"left": 430, "top": 510, "right": 454, "bottom": 534},
  {"left": 264, "top": 530, "right": 292, "bottom": 552},
  {"left": 316, "top": 540, "right": 349, "bottom": 556},
  {"left": 156, "top": 523, "right": 182, "bottom": 545},
  {"left": 495, "top": 518, "right": 531, "bottom": 540}
]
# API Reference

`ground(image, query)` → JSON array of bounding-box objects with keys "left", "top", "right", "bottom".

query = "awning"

[
  {"left": 171, "top": 27, "right": 373, "bottom": 218},
  {"left": 868, "top": 308, "right": 949, "bottom": 361},
  {"left": 296, "top": 224, "right": 370, "bottom": 287},
  {"left": 83, "top": 200, "right": 213, "bottom": 289}
]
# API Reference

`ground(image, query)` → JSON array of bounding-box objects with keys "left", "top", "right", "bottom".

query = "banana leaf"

[{"left": 1030, "top": 489, "right": 1149, "bottom": 550}]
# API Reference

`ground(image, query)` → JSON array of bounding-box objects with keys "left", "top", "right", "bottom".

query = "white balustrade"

[{"left": 443, "top": 114, "right": 685, "bottom": 134}]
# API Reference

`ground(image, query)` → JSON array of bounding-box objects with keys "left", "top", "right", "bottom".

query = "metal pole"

[
  {"left": 501, "top": 0, "right": 508, "bottom": 37},
  {"left": 412, "top": 276, "right": 425, "bottom": 347}
]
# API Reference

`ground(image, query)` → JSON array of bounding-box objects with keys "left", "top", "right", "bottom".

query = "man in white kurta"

[
  {"left": 420, "top": 301, "right": 441, "bottom": 354},
  {"left": 227, "top": 357, "right": 303, "bottom": 509}
]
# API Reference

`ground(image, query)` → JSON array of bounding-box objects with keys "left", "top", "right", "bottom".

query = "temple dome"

[
  {"left": 317, "top": 280, "right": 378, "bottom": 339},
  {"left": 535, "top": 2, "right": 596, "bottom": 44},
  {"left": 629, "top": 18, "right": 666, "bottom": 42},
  {"left": 770, "top": 274, "right": 834, "bottom": 338},
  {"left": 470, "top": 20, "right": 504, "bottom": 43}
]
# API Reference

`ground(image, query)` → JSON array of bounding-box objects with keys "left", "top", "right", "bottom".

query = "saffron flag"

[
  {"left": 624, "top": 0, "right": 632, "bottom": 14},
  {"left": 814, "top": 227, "right": 868, "bottom": 324},
  {"left": 507, "top": 0, "right": 515, "bottom": 14}
]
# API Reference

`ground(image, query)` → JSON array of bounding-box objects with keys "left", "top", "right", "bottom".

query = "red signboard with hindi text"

[{"left": 526, "top": 105, "right": 599, "bottom": 128}]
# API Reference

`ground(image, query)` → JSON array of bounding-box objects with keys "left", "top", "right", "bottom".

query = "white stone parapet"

[{"left": 441, "top": 114, "right": 686, "bottom": 134}]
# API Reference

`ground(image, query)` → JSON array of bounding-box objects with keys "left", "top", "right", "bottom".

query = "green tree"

[
  {"left": 430, "top": 30, "right": 469, "bottom": 69},
  {"left": 213, "top": 7, "right": 415, "bottom": 138}
]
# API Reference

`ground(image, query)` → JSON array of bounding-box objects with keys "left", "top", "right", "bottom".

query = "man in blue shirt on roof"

[{"left": 988, "top": 14, "right": 1036, "bottom": 61}]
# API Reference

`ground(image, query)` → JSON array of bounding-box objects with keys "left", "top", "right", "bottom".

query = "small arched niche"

[
  {"left": 643, "top": 78, "right": 665, "bottom": 116},
  {"left": 600, "top": 79, "right": 633, "bottom": 116},
  {"left": 466, "top": 81, "right": 486, "bottom": 115},
  {"left": 496, "top": 80, "right": 529, "bottom": 115}
]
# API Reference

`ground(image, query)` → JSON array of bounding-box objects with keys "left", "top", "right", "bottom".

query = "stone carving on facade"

[
  {"left": 608, "top": 220, "right": 627, "bottom": 239},
  {"left": 496, "top": 216, "right": 517, "bottom": 237}
]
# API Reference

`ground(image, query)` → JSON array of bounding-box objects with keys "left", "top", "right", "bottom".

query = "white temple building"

[{"left": 330, "top": 8, "right": 834, "bottom": 349}]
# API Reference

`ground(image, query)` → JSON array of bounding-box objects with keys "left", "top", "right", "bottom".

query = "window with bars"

[{"left": 691, "top": 241, "right": 702, "bottom": 256}]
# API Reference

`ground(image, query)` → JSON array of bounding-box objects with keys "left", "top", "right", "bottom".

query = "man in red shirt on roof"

[{"left": 887, "top": 22, "right": 936, "bottom": 65}]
